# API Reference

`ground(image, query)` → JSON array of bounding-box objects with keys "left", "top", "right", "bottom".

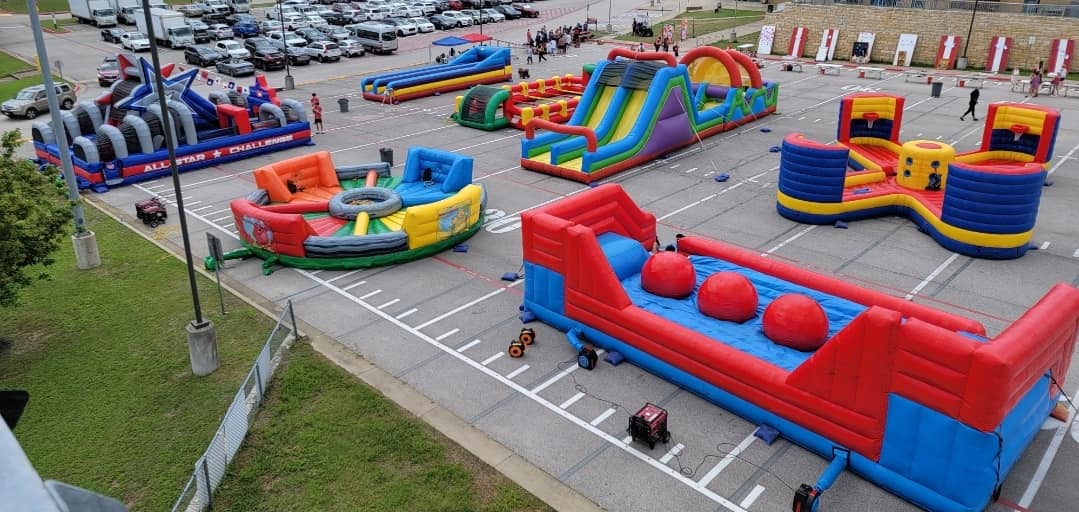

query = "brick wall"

[{"left": 764, "top": 5, "right": 1078, "bottom": 72}]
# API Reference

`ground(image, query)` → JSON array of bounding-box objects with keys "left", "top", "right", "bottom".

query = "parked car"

[
  {"left": 208, "top": 23, "right": 233, "bottom": 40},
  {"left": 100, "top": 27, "right": 126, "bottom": 43},
  {"left": 187, "top": 19, "right": 212, "bottom": 43},
  {"left": 378, "top": 17, "right": 417, "bottom": 36},
  {"left": 281, "top": 45, "right": 312, "bottom": 65},
  {"left": 251, "top": 49, "right": 286, "bottom": 70},
  {"left": 479, "top": 8, "right": 504, "bottom": 22},
  {"left": 337, "top": 38, "right": 366, "bottom": 57},
  {"left": 2, "top": 83, "right": 76, "bottom": 119},
  {"left": 320, "top": 25, "right": 351, "bottom": 41},
  {"left": 97, "top": 57, "right": 120, "bottom": 87},
  {"left": 230, "top": 13, "right": 259, "bottom": 25},
  {"left": 408, "top": 16, "right": 434, "bottom": 32},
  {"left": 440, "top": 10, "right": 472, "bottom": 26},
  {"left": 511, "top": 3, "right": 537, "bottom": 18},
  {"left": 258, "top": 19, "right": 283, "bottom": 33},
  {"left": 268, "top": 30, "right": 308, "bottom": 49},
  {"left": 445, "top": 0, "right": 465, "bottom": 9},
  {"left": 491, "top": 5, "right": 519, "bottom": 19},
  {"left": 427, "top": 13, "right": 455, "bottom": 30},
  {"left": 232, "top": 21, "right": 259, "bottom": 38},
  {"left": 243, "top": 36, "right": 276, "bottom": 54},
  {"left": 120, "top": 31, "right": 151, "bottom": 52},
  {"left": 184, "top": 44, "right": 226, "bottom": 66},
  {"left": 214, "top": 39, "right": 252, "bottom": 60},
  {"left": 296, "top": 26, "right": 329, "bottom": 43},
  {"left": 176, "top": 4, "right": 205, "bottom": 17},
  {"left": 304, "top": 14, "right": 329, "bottom": 28},
  {"left": 306, "top": 40, "right": 342, "bottom": 61},
  {"left": 411, "top": 1, "right": 436, "bottom": 15},
  {"left": 215, "top": 58, "right": 255, "bottom": 77},
  {"left": 320, "top": 11, "right": 347, "bottom": 25}
]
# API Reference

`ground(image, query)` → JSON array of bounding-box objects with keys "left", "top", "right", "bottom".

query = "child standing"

[{"left": 312, "top": 99, "right": 324, "bottom": 134}]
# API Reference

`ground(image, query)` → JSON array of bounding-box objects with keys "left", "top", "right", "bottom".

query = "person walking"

[
  {"left": 310, "top": 92, "right": 319, "bottom": 110},
  {"left": 673, "top": 44, "right": 679, "bottom": 57},
  {"left": 312, "top": 99, "right": 324, "bottom": 134},
  {"left": 536, "top": 44, "right": 546, "bottom": 62},
  {"left": 1029, "top": 68, "right": 1042, "bottom": 97},
  {"left": 959, "top": 87, "right": 979, "bottom": 121},
  {"left": 654, "top": 37, "right": 661, "bottom": 52}
]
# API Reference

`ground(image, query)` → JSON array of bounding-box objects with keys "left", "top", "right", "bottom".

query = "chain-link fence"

[{"left": 171, "top": 301, "right": 299, "bottom": 512}]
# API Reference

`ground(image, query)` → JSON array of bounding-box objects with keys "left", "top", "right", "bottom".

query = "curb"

[{"left": 81, "top": 195, "right": 603, "bottom": 512}]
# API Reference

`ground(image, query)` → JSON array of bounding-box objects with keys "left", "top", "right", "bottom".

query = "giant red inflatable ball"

[
  {"left": 641, "top": 252, "right": 696, "bottom": 299},
  {"left": 697, "top": 272, "right": 758, "bottom": 322},
  {"left": 762, "top": 293, "right": 829, "bottom": 351}
]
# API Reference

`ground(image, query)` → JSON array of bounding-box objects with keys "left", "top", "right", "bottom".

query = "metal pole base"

[
  {"left": 187, "top": 320, "right": 219, "bottom": 376},
  {"left": 284, "top": 75, "right": 295, "bottom": 90},
  {"left": 956, "top": 57, "right": 969, "bottom": 70},
  {"left": 72, "top": 231, "right": 101, "bottom": 270}
]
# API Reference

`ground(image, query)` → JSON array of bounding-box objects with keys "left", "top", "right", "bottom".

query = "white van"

[{"left": 347, "top": 22, "right": 397, "bottom": 54}]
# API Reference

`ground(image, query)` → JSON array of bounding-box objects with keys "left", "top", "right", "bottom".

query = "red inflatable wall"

[{"left": 230, "top": 199, "right": 316, "bottom": 258}]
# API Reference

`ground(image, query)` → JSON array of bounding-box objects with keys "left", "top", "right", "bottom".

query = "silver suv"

[{"left": 1, "top": 83, "right": 76, "bottom": 119}]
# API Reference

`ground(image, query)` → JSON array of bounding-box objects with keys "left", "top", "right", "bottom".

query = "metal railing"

[
  {"left": 792, "top": 0, "right": 1076, "bottom": 17},
  {"left": 171, "top": 300, "right": 299, "bottom": 512}
]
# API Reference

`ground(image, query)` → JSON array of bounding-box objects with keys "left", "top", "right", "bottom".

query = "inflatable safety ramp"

[
  {"left": 212, "top": 148, "right": 485, "bottom": 274},
  {"left": 522, "top": 184, "right": 1079, "bottom": 512},
  {"left": 360, "top": 46, "right": 512, "bottom": 103},
  {"left": 521, "top": 48, "right": 777, "bottom": 183},
  {"left": 777, "top": 100, "right": 1060, "bottom": 259},
  {"left": 31, "top": 55, "right": 310, "bottom": 192}
]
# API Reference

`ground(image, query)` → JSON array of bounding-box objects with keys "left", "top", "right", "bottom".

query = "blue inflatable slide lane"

[{"left": 360, "top": 46, "right": 512, "bottom": 103}]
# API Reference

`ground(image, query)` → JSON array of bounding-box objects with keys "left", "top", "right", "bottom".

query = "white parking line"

[
  {"left": 1019, "top": 383, "right": 1079, "bottom": 507},
  {"left": 904, "top": 253, "right": 960, "bottom": 300},
  {"left": 396, "top": 308, "right": 418, "bottom": 319},
  {"left": 590, "top": 408, "right": 617, "bottom": 426},
  {"left": 560, "top": 392, "right": 586, "bottom": 409},
  {"left": 330, "top": 125, "right": 453, "bottom": 154},
  {"left": 434, "top": 328, "right": 460, "bottom": 341},
  {"left": 341, "top": 280, "right": 367, "bottom": 292},
  {"left": 659, "top": 443, "right": 684, "bottom": 464},
  {"left": 190, "top": 205, "right": 214, "bottom": 212},
  {"left": 184, "top": 201, "right": 202, "bottom": 207},
  {"left": 481, "top": 352, "right": 503, "bottom": 365},
  {"left": 456, "top": 339, "right": 482, "bottom": 353},
  {"left": 1040, "top": 241, "right": 1051, "bottom": 250},
  {"left": 739, "top": 485, "right": 766, "bottom": 509},
  {"left": 1073, "top": 249, "right": 1079, "bottom": 259},
  {"left": 763, "top": 225, "right": 816, "bottom": 255},
  {"left": 1048, "top": 142, "right": 1079, "bottom": 176},
  {"left": 532, "top": 349, "right": 605, "bottom": 394},
  {"left": 669, "top": 164, "right": 680, "bottom": 169},
  {"left": 684, "top": 167, "right": 698, "bottom": 174},
  {"left": 698, "top": 431, "right": 757, "bottom": 487},
  {"left": 211, "top": 215, "right": 233, "bottom": 224},
  {"left": 377, "top": 298, "right": 400, "bottom": 310},
  {"left": 505, "top": 364, "right": 530, "bottom": 379},
  {"left": 413, "top": 288, "right": 506, "bottom": 330},
  {"left": 622, "top": 435, "right": 633, "bottom": 444},
  {"left": 359, "top": 289, "right": 382, "bottom": 299},
  {"left": 204, "top": 208, "right": 231, "bottom": 217},
  {"left": 326, "top": 269, "right": 362, "bottom": 283}
]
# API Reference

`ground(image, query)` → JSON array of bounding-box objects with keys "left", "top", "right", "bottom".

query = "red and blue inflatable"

[{"left": 521, "top": 184, "right": 1079, "bottom": 512}]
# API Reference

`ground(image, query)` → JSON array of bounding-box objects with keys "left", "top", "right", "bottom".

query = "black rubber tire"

[
  {"left": 60, "top": 99, "right": 73, "bottom": 110},
  {"left": 24, "top": 108, "right": 37, "bottom": 119}
]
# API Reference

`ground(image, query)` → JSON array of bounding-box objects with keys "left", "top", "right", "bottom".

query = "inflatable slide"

[
  {"left": 778, "top": 93, "right": 1061, "bottom": 259},
  {"left": 520, "top": 47, "right": 778, "bottom": 183},
  {"left": 360, "top": 46, "right": 512, "bottom": 103},
  {"left": 209, "top": 147, "right": 485, "bottom": 274},
  {"left": 452, "top": 68, "right": 590, "bottom": 130},
  {"left": 522, "top": 184, "right": 1079, "bottom": 512},
  {"left": 32, "top": 54, "right": 311, "bottom": 192}
]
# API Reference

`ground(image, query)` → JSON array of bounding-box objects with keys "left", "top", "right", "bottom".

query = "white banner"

[
  {"left": 757, "top": 25, "right": 776, "bottom": 56},
  {"left": 893, "top": 34, "right": 918, "bottom": 66}
]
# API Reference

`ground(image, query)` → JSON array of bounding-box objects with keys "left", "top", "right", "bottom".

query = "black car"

[
  {"left": 320, "top": 11, "right": 348, "bottom": 25},
  {"left": 282, "top": 46, "right": 312, "bottom": 66},
  {"left": 492, "top": 5, "right": 520, "bottom": 19},
  {"left": 251, "top": 49, "right": 286, "bottom": 71},
  {"left": 203, "top": 11, "right": 229, "bottom": 24},
  {"left": 215, "top": 58, "right": 255, "bottom": 77},
  {"left": 101, "top": 27, "right": 126, "bottom": 44},
  {"left": 229, "top": 13, "right": 259, "bottom": 25},
  {"left": 184, "top": 45, "right": 227, "bottom": 67},
  {"left": 428, "top": 14, "right": 457, "bottom": 30},
  {"left": 295, "top": 27, "right": 328, "bottom": 43},
  {"left": 243, "top": 37, "right": 276, "bottom": 55}
]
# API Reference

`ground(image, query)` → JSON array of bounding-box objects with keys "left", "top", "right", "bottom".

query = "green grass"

[
  {"left": 212, "top": 342, "right": 552, "bottom": 512},
  {"left": 615, "top": 9, "right": 763, "bottom": 43},
  {"left": 0, "top": 51, "right": 32, "bottom": 77},
  {"left": 0, "top": 206, "right": 276, "bottom": 511},
  {"left": 709, "top": 31, "right": 760, "bottom": 49}
]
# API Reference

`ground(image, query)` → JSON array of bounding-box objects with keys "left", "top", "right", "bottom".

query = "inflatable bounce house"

[
  {"left": 360, "top": 46, "right": 511, "bottom": 103},
  {"left": 208, "top": 147, "right": 485, "bottom": 274},
  {"left": 452, "top": 67, "right": 591, "bottom": 130},
  {"left": 520, "top": 47, "right": 778, "bottom": 183},
  {"left": 32, "top": 54, "right": 311, "bottom": 192},
  {"left": 778, "top": 93, "right": 1061, "bottom": 258},
  {"left": 521, "top": 184, "right": 1079, "bottom": 512}
]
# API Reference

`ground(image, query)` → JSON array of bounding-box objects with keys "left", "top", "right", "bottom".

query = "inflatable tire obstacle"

[
  {"left": 328, "top": 187, "right": 403, "bottom": 220},
  {"left": 507, "top": 328, "right": 536, "bottom": 358}
]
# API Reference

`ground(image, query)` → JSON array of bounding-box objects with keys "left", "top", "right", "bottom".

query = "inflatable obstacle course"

[
  {"left": 522, "top": 184, "right": 1079, "bottom": 512},
  {"left": 452, "top": 69, "right": 590, "bottom": 130},
  {"left": 778, "top": 93, "right": 1061, "bottom": 259},
  {"left": 520, "top": 47, "right": 778, "bottom": 183},
  {"left": 360, "top": 46, "right": 512, "bottom": 103},
  {"left": 208, "top": 147, "right": 485, "bottom": 274},
  {"left": 32, "top": 54, "right": 311, "bottom": 192}
]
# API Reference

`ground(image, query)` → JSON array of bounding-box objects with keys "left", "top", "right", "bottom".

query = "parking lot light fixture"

[{"left": 278, "top": 0, "right": 293, "bottom": 89}]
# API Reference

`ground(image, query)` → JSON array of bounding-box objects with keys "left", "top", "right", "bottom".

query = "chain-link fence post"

[
  {"left": 287, "top": 299, "right": 298, "bottom": 338},
  {"left": 201, "top": 457, "right": 213, "bottom": 510}
]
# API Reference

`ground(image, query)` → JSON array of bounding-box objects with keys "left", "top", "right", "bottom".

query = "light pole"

[
  {"left": 731, "top": 0, "right": 738, "bottom": 43},
  {"left": 25, "top": 0, "right": 100, "bottom": 270},
  {"left": 957, "top": 0, "right": 979, "bottom": 70},
  {"left": 139, "top": 0, "right": 219, "bottom": 376},
  {"left": 278, "top": 0, "right": 293, "bottom": 89},
  {"left": 607, "top": 0, "right": 612, "bottom": 33}
]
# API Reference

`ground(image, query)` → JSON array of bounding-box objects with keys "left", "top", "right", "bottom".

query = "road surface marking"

[
  {"left": 590, "top": 408, "right": 617, "bottom": 426},
  {"left": 396, "top": 307, "right": 418, "bottom": 319},
  {"left": 506, "top": 364, "right": 530, "bottom": 379},
  {"left": 698, "top": 431, "right": 757, "bottom": 487},
  {"left": 413, "top": 288, "right": 506, "bottom": 329},
  {"left": 1019, "top": 383, "right": 1079, "bottom": 507},
  {"left": 341, "top": 280, "right": 367, "bottom": 292},
  {"left": 763, "top": 226, "right": 816, "bottom": 255},
  {"left": 560, "top": 392, "right": 586, "bottom": 409},
  {"left": 326, "top": 269, "right": 362, "bottom": 283},
  {"left": 434, "top": 328, "right": 459, "bottom": 341},
  {"left": 660, "top": 443, "right": 685, "bottom": 464},
  {"left": 377, "top": 298, "right": 400, "bottom": 310},
  {"left": 456, "top": 339, "right": 481, "bottom": 352},
  {"left": 904, "top": 253, "right": 960, "bottom": 300},
  {"left": 531, "top": 349, "right": 606, "bottom": 394},
  {"left": 358, "top": 288, "right": 382, "bottom": 299},
  {"left": 740, "top": 485, "right": 766, "bottom": 509},
  {"left": 481, "top": 352, "right": 503, "bottom": 365}
]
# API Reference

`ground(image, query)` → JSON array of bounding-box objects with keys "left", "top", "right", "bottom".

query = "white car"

[
  {"left": 400, "top": 4, "right": 423, "bottom": 17},
  {"left": 259, "top": 19, "right": 283, "bottom": 33},
  {"left": 480, "top": 8, "right": 504, "bottom": 22},
  {"left": 316, "top": 7, "right": 335, "bottom": 17},
  {"left": 304, "top": 14, "right": 329, "bottom": 28},
  {"left": 120, "top": 31, "right": 151, "bottom": 52},
  {"left": 268, "top": 6, "right": 298, "bottom": 20},
  {"left": 358, "top": 6, "right": 386, "bottom": 20},
  {"left": 411, "top": 1, "right": 436, "bottom": 15},
  {"left": 268, "top": 30, "right": 308, "bottom": 49},
  {"left": 380, "top": 17, "right": 417, "bottom": 36},
  {"left": 208, "top": 23, "right": 233, "bottom": 40},
  {"left": 338, "top": 38, "right": 366, "bottom": 57},
  {"left": 281, "top": 13, "right": 308, "bottom": 30},
  {"left": 214, "top": 39, "right": 251, "bottom": 60},
  {"left": 408, "top": 16, "right": 434, "bottom": 33},
  {"left": 440, "top": 10, "right": 472, "bottom": 27},
  {"left": 307, "top": 40, "right": 342, "bottom": 61},
  {"left": 320, "top": 25, "right": 351, "bottom": 40}
]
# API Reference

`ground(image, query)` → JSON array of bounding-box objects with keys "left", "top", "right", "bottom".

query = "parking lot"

[{"left": 5, "top": 2, "right": 1079, "bottom": 510}]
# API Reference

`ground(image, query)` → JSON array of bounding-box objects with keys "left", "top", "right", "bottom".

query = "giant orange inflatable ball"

[
  {"left": 762, "top": 293, "right": 829, "bottom": 351},
  {"left": 641, "top": 252, "right": 696, "bottom": 299},
  {"left": 697, "top": 272, "right": 758, "bottom": 322}
]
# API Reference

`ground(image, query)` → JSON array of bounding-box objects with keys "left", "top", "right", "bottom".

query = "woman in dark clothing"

[{"left": 959, "top": 88, "right": 979, "bottom": 121}]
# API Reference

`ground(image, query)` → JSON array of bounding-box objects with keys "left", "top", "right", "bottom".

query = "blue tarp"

[{"left": 432, "top": 36, "right": 471, "bottom": 47}]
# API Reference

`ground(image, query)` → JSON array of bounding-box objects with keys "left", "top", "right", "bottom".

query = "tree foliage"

[{"left": 0, "top": 129, "right": 73, "bottom": 307}]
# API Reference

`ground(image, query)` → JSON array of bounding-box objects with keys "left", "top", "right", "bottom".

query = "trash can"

[
  {"left": 338, "top": 97, "right": 349, "bottom": 113},
  {"left": 379, "top": 147, "right": 393, "bottom": 167},
  {"left": 930, "top": 81, "right": 943, "bottom": 98}
]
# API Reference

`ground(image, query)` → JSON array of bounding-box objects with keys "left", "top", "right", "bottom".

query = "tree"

[{"left": 0, "top": 129, "right": 73, "bottom": 307}]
